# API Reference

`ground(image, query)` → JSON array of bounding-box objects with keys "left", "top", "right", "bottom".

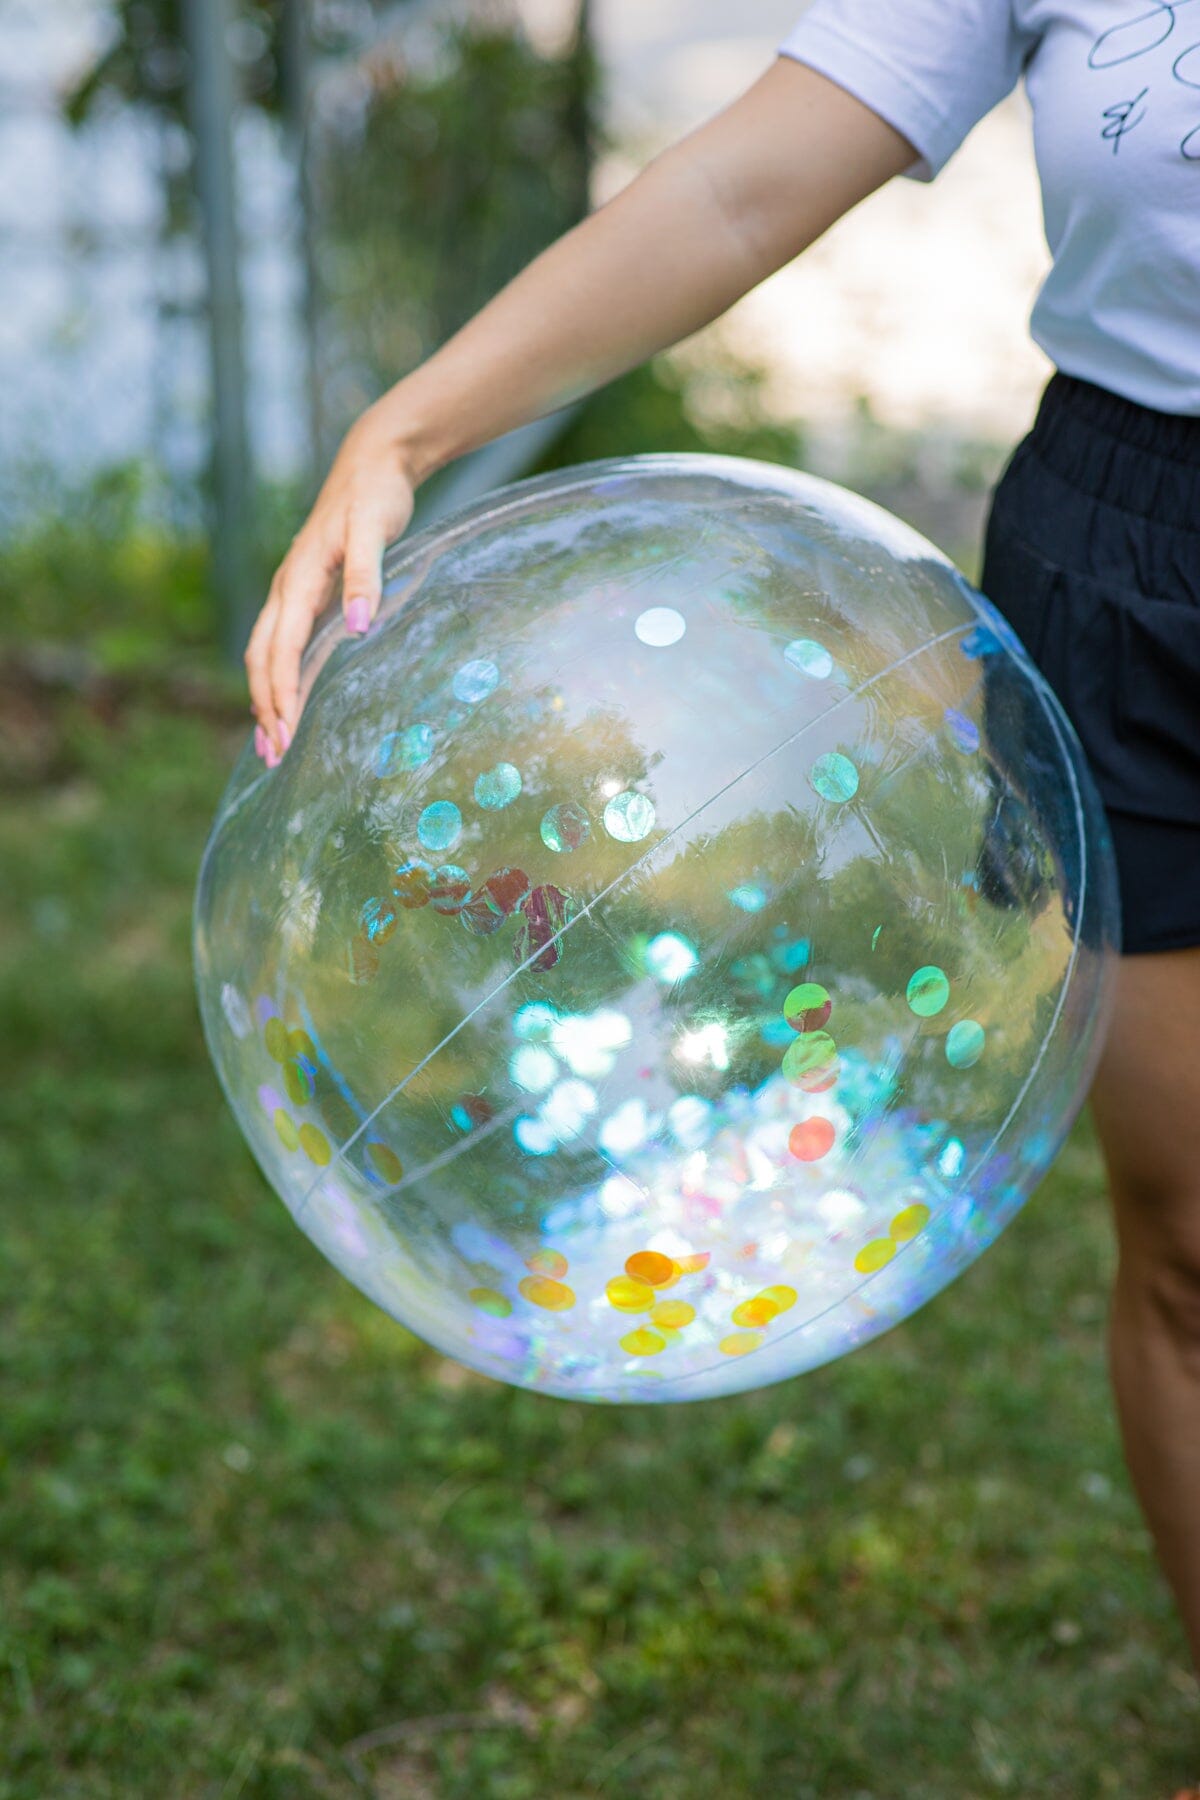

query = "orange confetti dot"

[
  {"left": 298, "top": 1123, "right": 332, "bottom": 1166},
  {"left": 890, "top": 1203, "right": 931, "bottom": 1242},
  {"left": 650, "top": 1300, "right": 695, "bottom": 1330},
  {"left": 719, "top": 1332, "right": 763, "bottom": 1357},
  {"left": 526, "top": 1248, "right": 569, "bottom": 1279},
  {"left": 788, "top": 1117, "right": 836, "bottom": 1161},
  {"left": 854, "top": 1238, "right": 897, "bottom": 1275},
  {"left": 518, "top": 1275, "right": 575, "bottom": 1311},
  {"left": 760, "top": 1285, "right": 798, "bottom": 1315},
  {"left": 273, "top": 1109, "right": 299, "bottom": 1152},
  {"left": 366, "top": 1141, "right": 403, "bottom": 1184},
  {"left": 673, "top": 1251, "right": 711, "bottom": 1275},
  {"left": 625, "top": 1250, "right": 675, "bottom": 1287},
  {"left": 732, "top": 1296, "right": 779, "bottom": 1328},
  {"left": 606, "top": 1275, "right": 655, "bottom": 1312},
  {"left": 620, "top": 1328, "right": 666, "bottom": 1356},
  {"left": 469, "top": 1287, "right": 512, "bottom": 1318}
]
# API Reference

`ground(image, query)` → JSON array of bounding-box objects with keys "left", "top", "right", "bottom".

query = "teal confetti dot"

[
  {"left": 603, "top": 790, "right": 656, "bottom": 843},
  {"left": 907, "top": 966, "right": 950, "bottom": 1017},
  {"left": 417, "top": 800, "right": 462, "bottom": 852},
  {"left": 453, "top": 659, "right": 499, "bottom": 704},
  {"left": 946, "top": 1020, "right": 985, "bottom": 1068},
  {"left": 729, "top": 884, "right": 767, "bottom": 912},
  {"left": 809, "top": 752, "right": 859, "bottom": 803},
  {"left": 541, "top": 801, "right": 591, "bottom": 853},
  {"left": 375, "top": 723, "right": 434, "bottom": 775},
  {"left": 785, "top": 638, "right": 834, "bottom": 679},
  {"left": 644, "top": 932, "right": 698, "bottom": 983},
  {"left": 474, "top": 762, "right": 522, "bottom": 810},
  {"left": 871, "top": 925, "right": 882, "bottom": 951}
]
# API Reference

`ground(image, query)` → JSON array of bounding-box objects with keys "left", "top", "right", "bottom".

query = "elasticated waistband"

[{"left": 1030, "top": 373, "right": 1200, "bottom": 523}]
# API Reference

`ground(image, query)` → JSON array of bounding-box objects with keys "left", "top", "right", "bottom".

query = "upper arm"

[{"left": 676, "top": 57, "right": 922, "bottom": 284}]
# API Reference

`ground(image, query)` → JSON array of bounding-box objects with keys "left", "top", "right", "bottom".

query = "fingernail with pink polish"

[
  {"left": 345, "top": 596, "right": 371, "bottom": 636},
  {"left": 265, "top": 740, "right": 280, "bottom": 770},
  {"left": 254, "top": 724, "right": 267, "bottom": 760}
]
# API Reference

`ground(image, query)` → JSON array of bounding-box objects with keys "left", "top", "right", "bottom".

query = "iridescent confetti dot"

[
  {"left": 810, "top": 752, "right": 859, "bottom": 803},
  {"left": 540, "top": 801, "right": 591, "bottom": 853},
  {"left": 273, "top": 1110, "right": 300, "bottom": 1152},
  {"left": 361, "top": 896, "right": 397, "bottom": 944},
  {"left": 788, "top": 1117, "right": 835, "bottom": 1162},
  {"left": 284, "top": 1059, "right": 314, "bottom": 1106},
  {"left": 518, "top": 1274, "right": 576, "bottom": 1311},
  {"left": 621, "top": 1327, "right": 667, "bottom": 1356},
  {"left": 945, "top": 706, "right": 980, "bottom": 753},
  {"left": 392, "top": 859, "right": 434, "bottom": 908},
  {"left": 470, "top": 1287, "right": 512, "bottom": 1318},
  {"left": 783, "top": 982, "right": 831, "bottom": 1032},
  {"left": 453, "top": 659, "right": 499, "bottom": 704},
  {"left": 299, "top": 1123, "right": 331, "bottom": 1166},
  {"left": 728, "top": 884, "right": 768, "bottom": 912},
  {"left": 626, "top": 1250, "right": 676, "bottom": 1288},
  {"left": 417, "top": 801, "right": 462, "bottom": 852},
  {"left": 644, "top": 932, "right": 698, "bottom": 984},
  {"left": 461, "top": 867, "right": 532, "bottom": 935},
  {"left": 526, "top": 1248, "right": 569, "bottom": 1279},
  {"left": 634, "top": 606, "right": 686, "bottom": 647},
  {"left": 785, "top": 638, "right": 834, "bottom": 679},
  {"left": 907, "top": 966, "right": 950, "bottom": 1017},
  {"left": 855, "top": 1238, "right": 897, "bottom": 1275},
  {"left": 264, "top": 1017, "right": 289, "bottom": 1062},
  {"left": 515, "top": 884, "right": 574, "bottom": 971},
  {"left": 375, "top": 723, "right": 434, "bottom": 775},
  {"left": 474, "top": 762, "right": 522, "bottom": 810},
  {"left": 603, "top": 790, "right": 656, "bottom": 842},
  {"left": 781, "top": 1030, "right": 838, "bottom": 1087},
  {"left": 606, "top": 1275, "right": 655, "bottom": 1312},
  {"left": 510, "top": 1044, "right": 558, "bottom": 1093},
  {"left": 429, "top": 865, "right": 470, "bottom": 915},
  {"left": 366, "top": 1141, "right": 403, "bottom": 1184},
  {"left": 946, "top": 1020, "right": 986, "bottom": 1068},
  {"left": 891, "top": 1203, "right": 931, "bottom": 1241}
]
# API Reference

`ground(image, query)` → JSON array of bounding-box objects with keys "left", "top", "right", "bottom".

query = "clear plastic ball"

[{"left": 194, "top": 455, "right": 1119, "bottom": 1402}]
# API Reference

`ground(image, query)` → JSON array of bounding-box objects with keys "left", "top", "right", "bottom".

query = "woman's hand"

[{"left": 246, "top": 402, "right": 419, "bottom": 761}]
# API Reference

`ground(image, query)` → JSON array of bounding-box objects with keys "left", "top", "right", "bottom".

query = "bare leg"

[{"left": 1090, "top": 947, "right": 1200, "bottom": 1671}]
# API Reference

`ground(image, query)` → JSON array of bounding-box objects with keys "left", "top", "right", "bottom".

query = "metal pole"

[
  {"left": 280, "top": 0, "right": 324, "bottom": 494},
  {"left": 184, "top": 0, "right": 256, "bottom": 659}
]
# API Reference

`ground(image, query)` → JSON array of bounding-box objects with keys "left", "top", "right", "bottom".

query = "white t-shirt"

[{"left": 779, "top": 1, "right": 1200, "bottom": 415}]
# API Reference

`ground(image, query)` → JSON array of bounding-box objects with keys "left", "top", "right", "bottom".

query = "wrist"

[{"left": 372, "top": 378, "right": 454, "bottom": 489}]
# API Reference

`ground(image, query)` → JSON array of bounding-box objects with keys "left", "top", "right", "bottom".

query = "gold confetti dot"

[
  {"left": 854, "top": 1238, "right": 897, "bottom": 1275},
  {"left": 760, "top": 1284, "right": 798, "bottom": 1315},
  {"left": 264, "top": 1017, "right": 289, "bottom": 1062},
  {"left": 732, "top": 1296, "right": 779, "bottom": 1328},
  {"left": 298, "top": 1123, "right": 331, "bottom": 1166},
  {"left": 719, "top": 1332, "right": 763, "bottom": 1357},
  {"left": 273, "top": 1109, "right": 299, "bottom": 1152},
  {"left": 518, "top": 1275, "right": 575, "bottom": 1312},
  {"left": 284, "top": 1058, "right": 314, "bottom": 1106},
  {"left": 288, "top": 1028, "right": 316, "bottom": 1061},
  {"left": 650, "top": 1300, "right": 695, "bottom": 1330},
  {"left": 890, "top": 1203, "right": 931, "bottom": 1242},
  {"left": 620, "top": 1328, "right": 666, "bottom": 1356},
  {"left": 469, "top": 1287, "right": 512, "bottom": 1318},
  {"left": 526, "top": 1248, "right": 569, "bottom": 1279},
  {"left": 366, "top": 1141, "right": 403, "bottom": 1184},
  {"left": 606, "top": 1275, "right": 655, "bottom": 1312},
  {"left": 626, "top": 1250, "right": 676, "bottom": 1288}
]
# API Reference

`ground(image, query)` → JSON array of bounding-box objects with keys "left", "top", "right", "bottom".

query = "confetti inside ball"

[{"left": 195, "top": 455, "right": 1119, "bottom": 1403}]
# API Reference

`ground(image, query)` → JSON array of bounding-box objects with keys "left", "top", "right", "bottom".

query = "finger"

[
  {"left": 268, "top": 570, "right": 325, "bottom": 742},
  {"left": 245, "top": 588, "right": 282, "bottom": 754},
  {"left": 341, "top": 502, "right": 390, "bottom": 636}
]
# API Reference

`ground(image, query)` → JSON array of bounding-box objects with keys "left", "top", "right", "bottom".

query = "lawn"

[{"left": 1, "top": 458, "right": 1197, "bottom": 1799}]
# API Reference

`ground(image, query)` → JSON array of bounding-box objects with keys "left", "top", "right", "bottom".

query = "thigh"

[{"left": 1090, "top": 947, "right": 1200, "bottom": 1252}]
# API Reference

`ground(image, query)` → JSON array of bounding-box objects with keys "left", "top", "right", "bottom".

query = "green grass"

[{"left": 1, "top": 510, "right": 1198, "bottom": 1799}]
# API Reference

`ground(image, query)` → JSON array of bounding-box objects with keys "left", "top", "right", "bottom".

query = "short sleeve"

[{"left": 778, "top": 0, "right": 1034, "bottom": 180}]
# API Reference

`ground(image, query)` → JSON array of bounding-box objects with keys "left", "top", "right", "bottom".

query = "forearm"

[{"left": 378, "top": 60, "right": 915, "bottom": 484}]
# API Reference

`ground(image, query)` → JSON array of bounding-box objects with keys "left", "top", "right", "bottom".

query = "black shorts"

[{"left": 980, "top": 372, "right": 1200, "bottom": 956}]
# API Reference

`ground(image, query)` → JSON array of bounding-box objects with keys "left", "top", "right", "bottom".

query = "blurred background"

[{"left": 1, "top": 3, "right": 1197, "bottom": 1797}]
